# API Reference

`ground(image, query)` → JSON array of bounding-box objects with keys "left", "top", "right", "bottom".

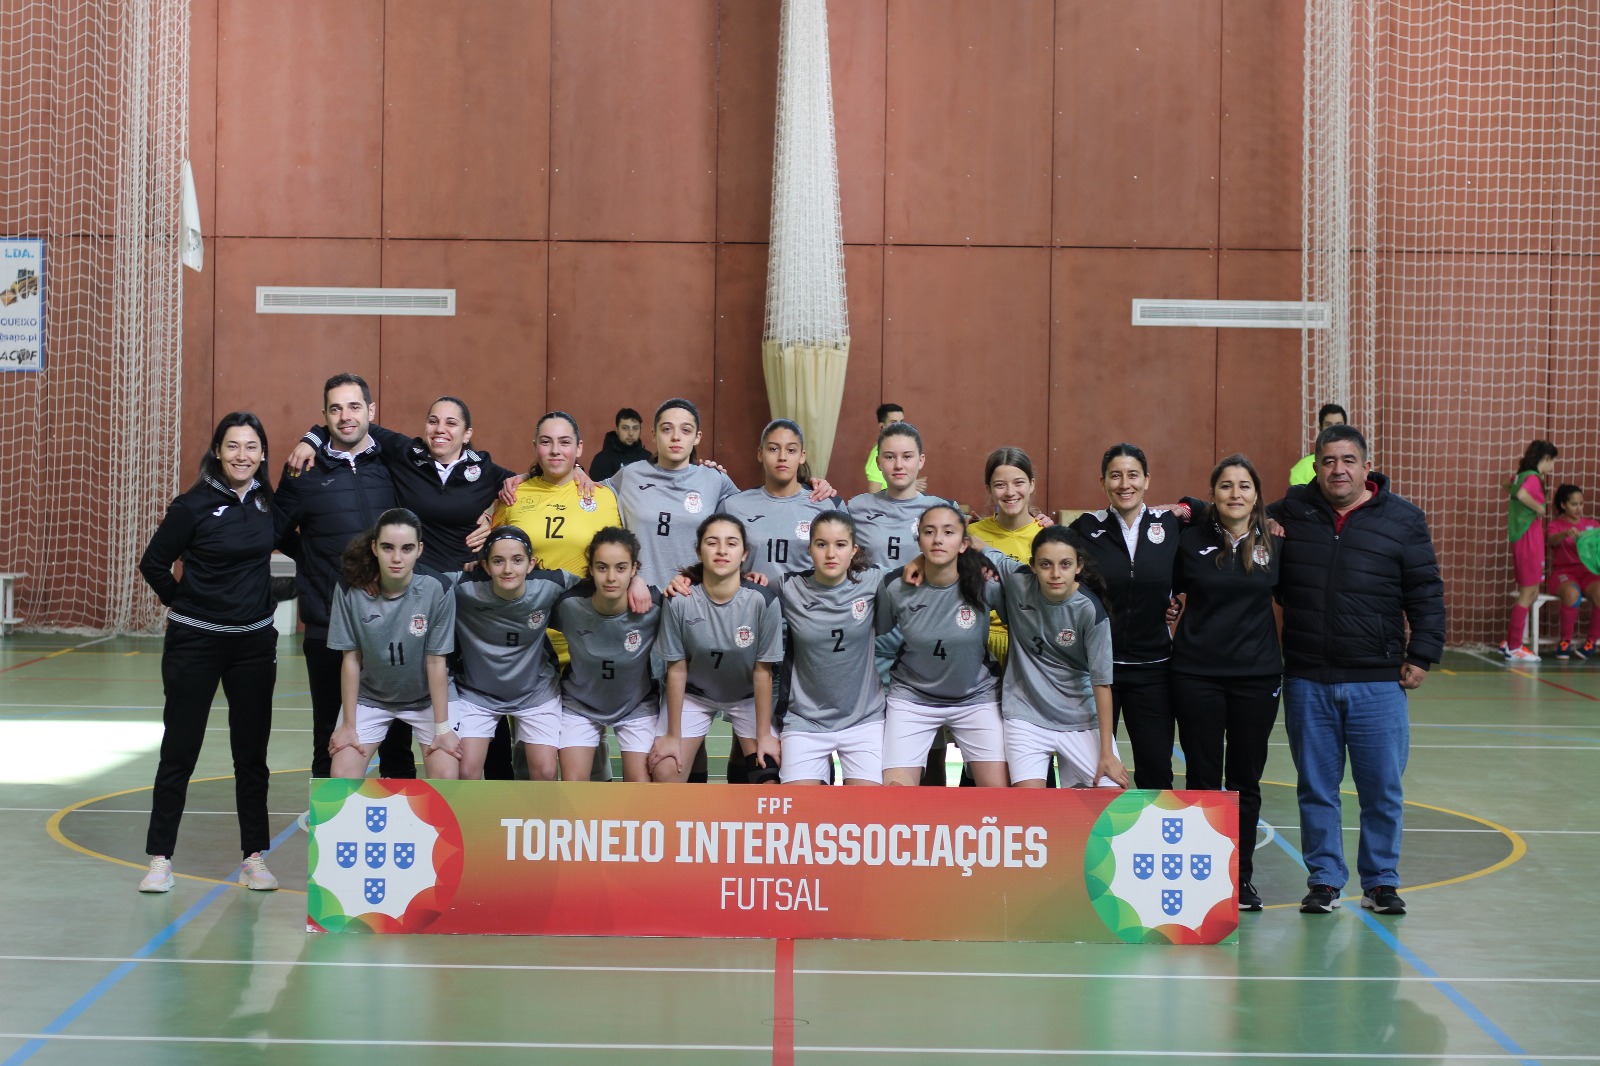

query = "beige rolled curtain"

[{"left": 762, "top": 340, "right": 850, "bottom": 478}]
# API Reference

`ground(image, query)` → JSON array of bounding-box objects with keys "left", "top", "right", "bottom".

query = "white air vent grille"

[
  {"left": 1131, "top": 299, "right": 1330, "bottom": 330},
  {"left": 256, "top": 287, "right": 456, "bottom": 316}
]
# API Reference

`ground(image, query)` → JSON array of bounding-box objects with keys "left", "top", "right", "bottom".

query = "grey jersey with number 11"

[
  {"left": 987, "top": 549, "right": 1113, "bottom": 732},
  {"left": 326, "top": 574, "right": 456, "bottom": 711},
  {"left": 777, "top": 568, "right": 892, "bottom": 732}
]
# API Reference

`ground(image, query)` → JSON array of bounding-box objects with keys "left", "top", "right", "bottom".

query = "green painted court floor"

[{"left": 1, "top": 632, "right": 1596, "bottom": 1064}]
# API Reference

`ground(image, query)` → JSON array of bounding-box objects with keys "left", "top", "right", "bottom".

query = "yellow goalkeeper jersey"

[
  {"left": 492, "top": 477, "right": 623, "bottom": 577},
  {"left": 969, "top": 515, "right": 1048, "bottom": 662}
]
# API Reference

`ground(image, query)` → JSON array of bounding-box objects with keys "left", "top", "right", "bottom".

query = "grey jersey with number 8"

[
  {"left": 987, "top": 549, "right": 1113, "bottom": 731},
  {"left": 327, "top": 574, "right": 456, "bottom": 711},
  {"left": 552, "top": 585, "right": 663, "bottom": 725},
  {"left": 878, "top": 573, "right": 1001, "bottom": 706},
  {"left": 777, "top": 568, "right": 892, "bottom": 733},
  {"left": 657, "top": 583, "right": 785, "bottom": 711},
  {"left": 607, "top": 463, "right": 739, "bottom": 587},
  {"left": 450, "top": 569, "right": 576, "bottom": 710}
]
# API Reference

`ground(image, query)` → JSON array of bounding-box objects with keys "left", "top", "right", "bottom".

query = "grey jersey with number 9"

[
  {"left": 777, "top": 568, "right": 893, "bottom": 733},
  {"left": 449, "top": 569, "right": 576, "bottom": 710}
]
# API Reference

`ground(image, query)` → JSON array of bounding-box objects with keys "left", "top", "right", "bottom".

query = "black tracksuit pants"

[
  {"left": 1171, "top": 671, "right": 1281, "bottom": 882},
  {"left": 1111, "top": 661, "right": 1175, "bottom": 790}
]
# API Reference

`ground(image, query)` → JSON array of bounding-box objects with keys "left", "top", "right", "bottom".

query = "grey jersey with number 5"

[
  {"left": 986, "top": 549, "right": 1113, "bottom": 731},
  {"left": 327, "top": 574, "right": 456, "bottom": 711},
  {"left": 552, "top": 584, "right": 663, "bottom": 724},
  {"left": 878, "top": 573, "right": 1001, "bottom": 706},
  {"left": 450, "top": 569, "right": 576, "bottom": 710},
  {"left": 846, "top": 491, "right": 946, "bottom": 569},
  {"left": 656, "top": 583, "right": 785, "bottom": 711},
  {"left": 607, "top": 463, "right": 740, "bottom": 587},
  {"left": 722, "top": 487, "right": 843, "bottom": 581},
  {"left": 777, "top": 568, "right": 892, "bottom": 733}
]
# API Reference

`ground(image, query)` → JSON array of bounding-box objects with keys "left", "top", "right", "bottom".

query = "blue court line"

[{"left": 3, "top": 817, "right": 301, "bottom": 1066}]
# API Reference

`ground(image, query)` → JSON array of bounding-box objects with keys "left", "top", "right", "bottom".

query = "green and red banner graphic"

[{"left": 307, "top": 780, "right": 1238, "bottom": 944}]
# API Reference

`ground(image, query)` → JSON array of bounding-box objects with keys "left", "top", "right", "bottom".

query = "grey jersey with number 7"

[
  {"left": 449, "top": 569, "right": 576, "bottom": 710},
  {"left": 552, "top": 584, "right": 663, "bottom": 725},
  {"left": 656, "top": 583, "right": 785, "bottom": 711},
  {"left": 878, "top": 572, "right": 1001, "bottom": 706},
  {"left": 986, "top": 549, "right": 1113, "bottom": 732},
  {"left": 327, "top": 574, "right": 456, "bottom": 711},
  {"left": 777, "top": 568, "right": 893, "bottom": 733}
]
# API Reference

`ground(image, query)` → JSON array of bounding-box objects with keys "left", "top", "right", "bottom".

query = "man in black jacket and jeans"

[
  {"left": 276, "top": 373, "right": 415, "bottom": 778},
  {"left": 1271, "top": 423, "right": 1445, "bottom": 916}
]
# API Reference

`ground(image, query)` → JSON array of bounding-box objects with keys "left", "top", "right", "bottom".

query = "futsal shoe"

[
  {"left": 1579, "top": 641, "right": 1596, "bottom": 662},
  {"left": 1500, "top": 643, "right": 1541, "bottom": 663},
  {"left": 1299, "top": 884, "right": 1341, "bottom": 913},
  {"left": 1238, "top": 881, "right": 1263, "bottom": 911},
  {"left": 1360, "top": 886, "right": 1406, "bottom": 915},
  {"left": 239, "top": 852, "right": 280, "bottom": 890},
  {"left": 138, "top": 856, "right": 174, "bottom": 893},
  {"left": 1557, "top": 640, "right": 1575, "bottom": 660}
]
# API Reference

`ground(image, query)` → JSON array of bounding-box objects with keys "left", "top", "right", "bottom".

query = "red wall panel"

[
  {"left": 1217, "top": 251, "right": 1302, "bottom": 493},
  {"left": 1220, "top": 0, "right": 1303, "bottom": 251}
]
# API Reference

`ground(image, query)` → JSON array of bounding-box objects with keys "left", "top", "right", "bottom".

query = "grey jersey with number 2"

[
  {"left": 552, "top": 585, "right": 663, "bottom": 725},
  {"left": 327, "top": 573, "right": 456, "bottom": 711},
  {"left": 777, "top": 568, "right": 893, "bottom": 733},
  {"left": 987, "top": 549, "right": 1113, "bottom": 732},
  {"left": 878, "top": 572, "right": 1001, "bottom": 706}
]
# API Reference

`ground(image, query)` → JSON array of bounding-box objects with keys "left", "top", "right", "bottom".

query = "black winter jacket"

[
  {"left": 1269, "top": 473, "right": 1447, "bottom": 683},
  {"left": 586, "top": 431, "right": 653, "bottom": 482}
]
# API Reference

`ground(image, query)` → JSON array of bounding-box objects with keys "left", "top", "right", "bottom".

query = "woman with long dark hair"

[{"left": 137, "top": 412, "right": 281, "bottom": 893}]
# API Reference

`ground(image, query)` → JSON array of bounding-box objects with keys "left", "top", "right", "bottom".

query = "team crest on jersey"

[
  {"left": 851, "top": 598, "right": 870, "bottom": 620},
  {"left": 1252, "top": 544, "right": 1270, "bottom": 567},
  {"left": 956, "top": 605, "right": 977, "bottom": 630},
  {"left": 1057, "top": 627, "right": 1076, "bottom": 647},
  {"left": 579, "top": 495, "right": 598, "bottom": 512},
  {"left": 464, "top": 465, "right": 481, "bottom": 483},
  {"left": 528, "top": 610, "right": 546, "bottom": 629},
  {"left": 685, "top": 491, "right": 703, "bottom": 514},
  {"left": 735, "top": 625, "right": 754, "bottom": 648},
  {"left": 409, "top": 614, "right": 427, "bottom": 637},
  {"left": 1146, "top": 524, "right": 1166, "bottom": 545},
  {"left": 796, "top": 520, "right": 811, "bottom": 539},
  {"left": 624, "top": 630, "right": 642, "bottom": 652},
  {"left": 254, "top": 497, "right": 268, "bottom": 512}
]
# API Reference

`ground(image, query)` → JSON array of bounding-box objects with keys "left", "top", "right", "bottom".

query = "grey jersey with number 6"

[
  {"left": 327, "top": 574, "right": 456, "bottom": 711},
  {"left": 450, "top": 569, "right": 576, "bottom": 710},
  {"left": 657, "top": 583, "right": 785, "bottom": 711},
  {"left": 777, "top": 568, "right": 892, "bottom": 733},
  {"left": 722, "top": 488, "right": 843, "bottom": 581},
  {"left": 552, "top": 585, "right": 663, "bottom": 724},
  {"left": 846, "top": 491, "right": 946, "bottom": 569},
  {"left": 878, "top": 573, "right": 1001, "bottom": 706},
  {"left": 986, "top": 550, "right": 1113, "bottom": 731},
  {"left": 607, "top": 463, "right": 740, "bottom": 587}
]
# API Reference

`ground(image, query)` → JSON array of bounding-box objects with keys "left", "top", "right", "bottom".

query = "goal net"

[
  {"left": 1304, "top": 1, "right": 1600, "bottom": 646},
  {"left": 0, "top": 0, "right": 189, "bottom": 633}
]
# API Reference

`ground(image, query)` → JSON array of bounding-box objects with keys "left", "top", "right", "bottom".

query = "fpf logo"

[{"left": 1084, "top": 792, "right": 1238, "bottom": 944}]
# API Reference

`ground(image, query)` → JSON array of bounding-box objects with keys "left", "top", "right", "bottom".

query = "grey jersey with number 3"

[
  {"left": 657, "top": 583, "right": 785, "bottom": 711},
  {"left": 327, "top": 574, "right": 456, "bottom": 710},
  {"left": 845, "top": 491, "right": 945, "bottom": 569},
  {"left": 450, "top": 569, "right": 576, "bottom": 710},
  {"left": 878, "top": 573, "right": 1001, "bottom": 706},
  {"left": 777, "top": 568, "right": 892, "bottom": 733},
  {"left": 607, "top": 463, "right": 740, "bottom": 587},
  {"left": 986, "top": 549, "right": 1112, "bottom": 731},
  {"left": 552, "top": 585, "right": 663, "bottom": 725},
  {"left": 722, "top": 488, "right": 843, "bottom": 581}
]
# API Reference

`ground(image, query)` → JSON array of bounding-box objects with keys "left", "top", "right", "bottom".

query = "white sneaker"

[
  {"left": 239, "top": 852, "right": 279, "bottom": 891},
  {"left": 138, "top": 856, "right": 174, "bottom": 893},
  {"left": 1508, "top": 645, "right": 1542, "bottom": 663}
]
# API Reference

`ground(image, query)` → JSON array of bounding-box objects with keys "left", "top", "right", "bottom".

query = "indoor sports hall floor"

[{"left": 0, "top": 632, "right": 1595, "bottom": 1065}]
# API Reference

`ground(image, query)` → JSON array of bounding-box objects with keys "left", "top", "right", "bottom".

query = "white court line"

[
  {"left": 1264, "top": 742, "right": 1598, "bottom": 750},
  {"left": 1, "top": 956, "right": 1596, "bottom": 984},
  {"left": 0, "top": 1034, "right": 1586, "bottom": 1060}
]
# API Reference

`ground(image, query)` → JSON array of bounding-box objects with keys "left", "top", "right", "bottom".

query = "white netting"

[
  {"left": 0, "top": 1, "right": 189, "bottom": 632},
  {"left": 762, "top": 0, "right": 850, "bottom": 478},
  {"left": 1304, "top": 1, "right": 1600, "bottom": 646}
]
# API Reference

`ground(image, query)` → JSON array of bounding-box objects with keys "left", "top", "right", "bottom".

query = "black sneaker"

[
  {"left": 1238, "top": 881, "right": 1263, "bottom": 911},
  {"left": 1300, "top": 884, "right": 1341, "bottom": 913},
  {"left": 1361, "top": 886, "right": 1406, "bottom": 914},
  {"left": 1558, "top": 640, "right": 1575, "bottom": 660}
]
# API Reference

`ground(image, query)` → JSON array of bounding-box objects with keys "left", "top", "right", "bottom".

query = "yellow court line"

[
  {"left": 1439, "top": 668, "right": 1457, "bottom": 675},
  {"left": 47, "top": 771, "right": 310, "bottom": 897},
  {"left": 1256, "top": 778, "right": 1526, "bottom": 909}
]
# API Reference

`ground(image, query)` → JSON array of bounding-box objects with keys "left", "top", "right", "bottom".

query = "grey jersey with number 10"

[
  {"left": 777, "top": 568, "right": 892, "bottom": 732},
  {"left": 450, "top": 569, "right": 576, "bottom": 710},
  {"left": 656, "top": 583, "right": 785, "bottom": 711},
  {"left": 846, "top": 491, "right": 946, "bottom": 569},
  {"left": 607, "top": 462, "right": 740, "bottom": 587},
  {"left": 878, "top": 572, "right": 1001, "bottom": 706},
  {"left": 986, "top": 549, "right": 1113, "bottom": 732},
  {"left": 552, "top": 585, "right": 663, "bottom": 725},
  {"left": 722, "top": 487, "right": 843, "bottom": 581},
  {"left": 327, "top": 573, "right": 456, "bottom": 711}
]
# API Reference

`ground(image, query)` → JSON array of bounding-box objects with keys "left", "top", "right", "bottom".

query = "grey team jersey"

[
  {"left": 657, "top": 583, "right": 785, "bottom": 711},
  {"left": 449, "top": 569, "right": 577, "bottom": 710},
  {"left": 878, "top": 573, "right": 1001, "bottom": 706},
  {"left": 722, "top": 487, "right": 844, "bottom": 581},
  {"left": 551, "top": 584, "right": 664, "bottom": 725},
  {"left": 327, "top": 573, "right": 456, "bottom": 711},
  {"left": 777, "top": 567, "right": 894, "bottom": 733},
  {"left": 846, "top": 491, "right": 947, "bottom": 568},
  {"left": 986, "top": 550, "right": 1113, "bottom": 732},
  {"left": 607, "top": 462, "right": 740, "bottom": 587}
]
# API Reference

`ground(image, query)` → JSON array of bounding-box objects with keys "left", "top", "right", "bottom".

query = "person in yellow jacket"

[
  {"left": 968, "top": 447, "right": 1054, "bottom": 664},
  {"left": 1288, "top": 403, "right": 1348, "bottom": 487}
]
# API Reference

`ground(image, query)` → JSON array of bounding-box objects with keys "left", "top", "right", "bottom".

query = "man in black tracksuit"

[
  {"left": 586, "top": 407, "right": 653, "bottom": 481},
  {"left": 1270, "top": 424, "right": 1445, "bottom": 916},
  {"left": 275, "top": 373, "right": 415, "bottom": 778}
]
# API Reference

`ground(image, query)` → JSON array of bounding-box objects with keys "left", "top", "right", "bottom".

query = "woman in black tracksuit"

[
  {"left": 137, "top": 412, "right": 281, "bottom": 894},
  {"left": 1069, "top": 443, "right": 1202, "bottom": 790},
  {"left": 1171, "top": 454, "right": 1283, "bottom": 912}
]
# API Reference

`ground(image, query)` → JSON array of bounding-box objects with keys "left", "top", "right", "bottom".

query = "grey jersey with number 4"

[
  {"left": 607, "top": 463, "right": 740, "bottom": 587},
  {"left": 327, "top": 574, "right": 456, "bottom": 711},
  {"left": 846, "top": 491, "right": 946, "bottom": 569},
  {"left": 723, "top": 487, "right": 843, "bottom": 581},
  {"left": 552, "top": 584, "right": 663, "bottom": 725},
  {"left": 986, "top": 550, "right": 1113, "bottom": 731},
  {"left": 878, "top": 572, "right": 1001, "bottom": 706},
  {"left": 450, "top": 569, "right": 576, "bottom": 710},
  {"left": 657, "top": 583, "right": 785, "bottom": 711},
  {"left": 777, "top": 568, "right": 893, "bottom": 733}
]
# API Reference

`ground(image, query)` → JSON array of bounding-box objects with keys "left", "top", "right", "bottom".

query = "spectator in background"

[
  {"left": 864, "top": 403, "right": 904, "bottom": 492},
  {"left": 1288, "top": 403, "right": 1348, "bottom": 488},
  {"left": 587, "top": 407, "right": 652, "bottom": 481},
  {"left": 1503, "top": 439, "right": 1557, "bottom": 663},
  {"left": 1546, "top": 483, "right": 1600, "bottom": 660}
]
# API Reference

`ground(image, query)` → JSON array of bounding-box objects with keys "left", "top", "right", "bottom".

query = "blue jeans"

[{"left": 1282, "top": 678, "right": 1409, "bottom": 891}]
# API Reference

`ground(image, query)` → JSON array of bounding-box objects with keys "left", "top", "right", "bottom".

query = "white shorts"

[
  {"left": 558, "top": 706, "right": 657, "bottom": 754},
  {"left": 354, "top": 702, "right": 440, "bottom": 748},
  {"left": 780, "top": 719, "right": 884, "bottom": 784},
  {"left": 1004, "top": 717, "right": 1120, "bottom": 787},
  {"left": 656, "top": 693, "right": 758, "bottom": 741},
  {"left": 452, "top": 694, "right": 561, "bottom": 746},
  {"left": 883, "top": 696, "right": 1005, "bottom": 769}
]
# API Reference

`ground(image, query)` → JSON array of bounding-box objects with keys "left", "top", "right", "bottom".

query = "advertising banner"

[
  {"left": 0, "top": 239, "right": 43, "bottom": 372},
  {"left": 307, "top": 780, "right": 1238, "bottom": 944}
]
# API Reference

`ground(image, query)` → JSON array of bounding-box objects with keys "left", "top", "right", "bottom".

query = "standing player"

[
  {"left": 1546, "top": 484, "right": 1600, "bottom": 660},
  {"left": 326, "top": 509, "right": 461, "bottom": 780},
  {"left": 651, "top": 515, "right": 785, "bottom": 783},
  {"left": 448, "top": 527, "right": 577, "bottom": 781},
  {"left": 724, "top": 419, "right": 843, "bottom": 583},
  {"left": 137, "top": 412, "right": 281, "bottom": 893},
  {"left": 969, "top": 447, "right": 1052, "bottom": 662},
  {"left": 552, "top": 528, "right": 664, "bottom": 783},
  {"left": 847, "top": 422, "right": 943, "bottom": 571},
  {"left": 1504, "top": 440, "right": 1557, "bottom": 662},
  {"left": 879, "top": 505, "right": 1007, "bottom": 787}
]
